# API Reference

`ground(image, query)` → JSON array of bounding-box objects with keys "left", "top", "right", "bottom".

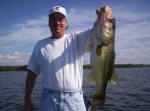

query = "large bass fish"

[{"left": 86, "top": 6, "right": 117, "bottom": 108}]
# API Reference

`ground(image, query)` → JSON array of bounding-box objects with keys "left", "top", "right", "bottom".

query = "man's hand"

[
  {"left": 97, "top": 5, "right": 112, "bottom": 22},
  {"left": 93, "top": 5, "right": 112, "bottom": 31},
  {"left": 93, "top": 5, "right": 113, "bottom": 40},
  {"left": 24, "top": 71, "right": 37, "bottom": 111}
]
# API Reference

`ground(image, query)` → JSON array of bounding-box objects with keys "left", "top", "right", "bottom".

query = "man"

[{"left": 25, "top": 5, "right": 112, "bottom": 111}]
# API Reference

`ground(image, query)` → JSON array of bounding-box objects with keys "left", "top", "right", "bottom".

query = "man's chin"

[
  {"left": 54, "top": 29, "right": 61, "bottom": 33},
  {"left": 54, "top": 31, "right": 61, "bottom": 35},
  {"left": 53, "top": 32, "right": 64, "bottom": 37}
]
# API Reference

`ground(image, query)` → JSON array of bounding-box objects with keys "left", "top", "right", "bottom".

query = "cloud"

[
  {"left": 112, "top": 4, "right": 150, "bottom": 64},
  {"left": 114, "top": 11, "right": 150, "bottom": 22},
  {"left": 0, "top": 7, "right": 97, "bottom": 66},
  {"left": 0, "top": 8, "right": 96, "bottom": 51},
  {"left": 67, "top": 8, "right": 95, "bottom": 24},
  {"left": 116, "top": 21, "right": 150, "bottom": 41},
  {"left": 0, "top": 54, "right": 3, "bottom": 59},
  {"left": 0, "top": 5, "right": 150, "bottom": 65},
  {"left": 67, "top": 8, "right": 96, "bottom": 32},
  {"left": 0, "top": 52, "right": 31, "bottom": 66},
  {"left": 112, "top": 1, "right": 150, "bottom": 22},
  {"left": 116, "top": 52, "right": 150, "bottom": 64},
  {"left": 0, "top": 16, "right": 50, "bottom": 50}
]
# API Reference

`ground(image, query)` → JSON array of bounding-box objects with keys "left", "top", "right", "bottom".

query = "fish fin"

[
  {"left": 86, "top": 72, "right": 96, "bottom": 83},
  {"left": 109, "top": 69, "right": 117, "bottom": 85},
  {"left": 92, "top": 93, "right": 106, "bottom": 108},
  {"left": 86, "top": 44, "right": 93, "bottom": 52}
]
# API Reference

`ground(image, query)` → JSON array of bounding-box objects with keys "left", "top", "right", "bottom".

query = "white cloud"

[
  {"left": 0, "top": 52, "right": 31, "bottom": 66},
  {"left": 67, "top": 8, "right": 96, "bottom": 32},
  {"left": 116, "top": 21, "right": 150, "bottom": 41},
  {"left": 0, "top": 16, "right": 50, "bottom": 50},
  {"left": 112, "top": 3, "right": 150, "bottom": 22},
  {"left": 0, "top": 54, "right": 3, "bottom": 59},
  {"left": 114, "top": 11, "right": 150, "bottom": 22},
  {"left": 0, "top": 5, "right": 150, "bottom": 65},
  {"left": 67, "top": 8, "right": 95, "bottom": 24},
  {"left": 0, "top": 9, "right": 96, "bottom": 51},
  {"left": 24, "top": 16, "right": 48, "bottom": 27},
  {"left": 113, "top": 5, "right": 150, "bottom": 64},
  {"left": 0, "top": 8, "right": 97, "bottom": 66}
]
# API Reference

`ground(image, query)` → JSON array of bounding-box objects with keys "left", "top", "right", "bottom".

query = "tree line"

[
  {"left": 0, "top": 65, "right": 28, "bottom": 71},
  {"left": 0, "top": 64, "right": 150, "bottom": 71},
  {"left": 83, "top": 64, "right": 150, "bottom": 69}
]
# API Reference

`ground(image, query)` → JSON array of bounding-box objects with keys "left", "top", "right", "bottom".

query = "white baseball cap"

[{"left": 49, "top": 6, "right": 67, "bottom": 17}]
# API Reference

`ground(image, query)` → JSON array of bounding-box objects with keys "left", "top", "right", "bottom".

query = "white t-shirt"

[{"left": 27, "top": 29, "right": 92, "bottom": 91}]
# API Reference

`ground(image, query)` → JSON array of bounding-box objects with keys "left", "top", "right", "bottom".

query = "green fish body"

[{"left": 86, "top": 16, "right": 117, "bottom": 107}]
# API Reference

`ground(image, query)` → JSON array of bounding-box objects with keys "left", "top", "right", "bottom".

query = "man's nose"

[{"left": 55, "top": 19, "right": 61, "bottom": 24}]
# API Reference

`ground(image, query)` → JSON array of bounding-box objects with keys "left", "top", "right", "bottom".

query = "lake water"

[{"left": 0, "top": 67, "right": 150, "bottom": 111}]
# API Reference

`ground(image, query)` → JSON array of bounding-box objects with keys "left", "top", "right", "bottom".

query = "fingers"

[
  {"left": 106, "top": 10, "right": 112, "bottom": 19},
  {"left": 95, "top": 5, "right": 112, "bottom": 30},
  {"left": 101, "top": 12, "right": 106, "bottom": 24},
  {"left": 104, "top": 5, "right": 109, "bottom": 12},
  {"left": 100, "top": 5, "right": 112, "bottom": 19},
  {"left": 102, "top": 5, "right": 111, "bottom": 13},
  {"left": 96, "top": 8, "right": 101, "bottom": 18}
]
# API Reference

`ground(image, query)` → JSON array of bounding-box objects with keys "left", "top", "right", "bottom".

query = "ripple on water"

[{"left": 0, "top": 68, "right": 150, "bottom": 111}]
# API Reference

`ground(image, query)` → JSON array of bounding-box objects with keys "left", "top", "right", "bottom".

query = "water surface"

[{"left": 0, "top": 67, "right": 150, "bottom": 111}]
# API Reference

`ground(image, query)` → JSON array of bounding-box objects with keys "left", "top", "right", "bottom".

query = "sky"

[{"left": 0, "top": 0, "right": 150, "bottom": 66}]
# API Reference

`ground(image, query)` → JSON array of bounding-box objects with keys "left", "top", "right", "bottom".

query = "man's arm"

[{"left": 24, "top": 70, "right": 37, "bottom": 111}]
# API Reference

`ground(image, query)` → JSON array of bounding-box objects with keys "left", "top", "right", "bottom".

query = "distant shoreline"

[
  {"left": 0, "top": 64, "right": 150, "bottom": 71},
  {"left": 83, "top": 64, "right": 150, "bottom": 69}
]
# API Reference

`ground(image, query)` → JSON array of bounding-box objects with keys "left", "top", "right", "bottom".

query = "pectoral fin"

[{"left": 86, "top": 72, "right": 96, "bottom": 83}]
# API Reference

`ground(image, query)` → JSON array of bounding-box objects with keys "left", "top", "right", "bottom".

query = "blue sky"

[{"left": 0, "top": 0, "right": 150, "bottom": 65}]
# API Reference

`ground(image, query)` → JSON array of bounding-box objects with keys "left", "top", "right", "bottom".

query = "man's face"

[{"left": 49, "top": 12, "right": 67, "bottom": 38}]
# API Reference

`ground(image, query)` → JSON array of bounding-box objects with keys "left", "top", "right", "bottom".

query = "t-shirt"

[{"left": 27, "top": 29, "right": 92, "bottom": 91}]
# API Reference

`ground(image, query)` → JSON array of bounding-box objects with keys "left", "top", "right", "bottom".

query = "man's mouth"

[{"left": 55, "top": 25, "right": 61, "bottom": 29}]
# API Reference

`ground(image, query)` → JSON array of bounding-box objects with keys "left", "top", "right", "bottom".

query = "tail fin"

[{"left": 92, "top": 93, "right": 106, "bottom": 108}]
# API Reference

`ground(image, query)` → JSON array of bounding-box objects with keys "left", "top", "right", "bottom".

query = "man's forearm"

[{"left": 25, "top": 71, "right": 37, "bottom": 101}]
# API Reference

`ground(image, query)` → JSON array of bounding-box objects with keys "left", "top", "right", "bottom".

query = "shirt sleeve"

[
  {"left": 75, "top": 28, "right": 93, "bottom": 56},
  {"left": 27, "top": 42, "right": 41, "bottom": 75}
]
